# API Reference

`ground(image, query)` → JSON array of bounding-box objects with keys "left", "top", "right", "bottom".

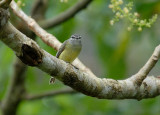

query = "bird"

[{"left": 49, "top": 34, "right": 82, "bottom": 84}]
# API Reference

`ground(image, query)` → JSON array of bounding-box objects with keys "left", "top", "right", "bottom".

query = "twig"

[
  {"left": 40, "top": 0, "right": 93, "bottom": 29},
  {"left": 131, "top": 45, "right": 160, "bottom": 86},
  {"left": 24, "top": 88, "right": 76, "bottom": 100}
]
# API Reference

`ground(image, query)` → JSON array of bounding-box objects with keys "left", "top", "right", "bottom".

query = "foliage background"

[{"left": 0, "top": 0, "right": 160, "bottom": 115}]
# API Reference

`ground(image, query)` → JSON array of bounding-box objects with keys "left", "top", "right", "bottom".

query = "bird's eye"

[{"left": 71, "top": 35, "right": 75, "bottom": 39}]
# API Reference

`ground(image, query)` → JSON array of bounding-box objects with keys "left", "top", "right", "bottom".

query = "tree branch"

[
  {"left": 0, "top": 20, "right": 160, "bottom": 100},
  {"left": 39, "top": 0, "right": 93, "bottom": 29},
  {"left": 24, "top": 88, "right": 76, "bottom": 100},
  {"left": 131, "top": 46, "right": 160, "bottom": 86}
]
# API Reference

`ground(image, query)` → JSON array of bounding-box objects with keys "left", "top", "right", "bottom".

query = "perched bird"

[{"left": 49, "top": 34, "right": 82, "bottom": 84}]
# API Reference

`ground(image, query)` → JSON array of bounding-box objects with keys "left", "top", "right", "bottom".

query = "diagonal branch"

[
  {"left": 24, "top": 88, "right": 76, "bottom": 100},
  {"left": 10, "top": 1, "right": 60, "bottom": 50},
  {"left": 130, "top": 46, "right": 160, "bottom": 86},
  {"left": 39, "top": 0, "right": 93, "bottom": 29}
]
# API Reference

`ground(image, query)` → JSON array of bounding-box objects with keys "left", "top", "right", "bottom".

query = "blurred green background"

[{"left": 0, "top": 0, "right": 160, "bottom": 115}]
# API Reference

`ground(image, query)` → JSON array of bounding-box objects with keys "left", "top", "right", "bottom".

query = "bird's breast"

[{"left": 59, "top": 43, "right": 81, "bottom": 63}]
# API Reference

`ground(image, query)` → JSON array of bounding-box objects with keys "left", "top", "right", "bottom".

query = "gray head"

[
  {"left": 69, "top": 34, "right": 82, "bottom": 44},
  {"left": 70, "top": 34, "right": 81, "bottom": 40}
]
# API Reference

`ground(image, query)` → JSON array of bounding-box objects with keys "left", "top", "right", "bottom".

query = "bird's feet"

[
  {"left": 49, "top": 76, "right": 55, "bottom": 84},
  {"left": 71, "top": 64, "right": 79, "bottom": 69}
]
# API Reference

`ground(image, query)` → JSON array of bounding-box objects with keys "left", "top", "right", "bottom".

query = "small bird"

[{"left": 49, "top": 34, "right": 82, "bottom": 84}]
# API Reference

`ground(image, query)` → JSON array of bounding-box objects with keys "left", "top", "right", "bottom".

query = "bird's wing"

[{"left": 56, "top": 40, "right": 67, "bottom": 58}]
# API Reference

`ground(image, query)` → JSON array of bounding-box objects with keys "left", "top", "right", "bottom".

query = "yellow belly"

[{"left": 59, "top": 47, "right": 81, "bottom": 63}]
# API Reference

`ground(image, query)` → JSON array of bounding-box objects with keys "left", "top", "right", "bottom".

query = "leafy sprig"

[{"left": 109, "top": 0, "right": 158, "bottom": 31}]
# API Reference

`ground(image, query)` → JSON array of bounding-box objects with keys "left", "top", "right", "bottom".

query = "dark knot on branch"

[{"left": 18, "top": 43, "right": 42, "bottom": 66}]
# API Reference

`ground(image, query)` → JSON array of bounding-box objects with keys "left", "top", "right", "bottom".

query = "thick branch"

[
  {"left": 24, "top": 88, "right": 76, "bottom": 100},
  {"left": 39, "top": 0, "right": 93, "bottom": 29},
  {"left": 0, "top": 21, "right": 160, "bottom": 100}
]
